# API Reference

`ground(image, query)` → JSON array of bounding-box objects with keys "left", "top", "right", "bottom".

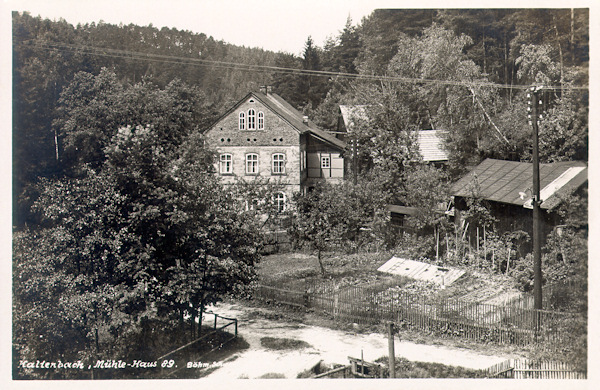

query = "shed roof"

[
  {"left": 417, "top": 130, "right": 448, "bottom": 162},
  {"left": 450, "top": 158, "right": 587, "bottom": 210}
]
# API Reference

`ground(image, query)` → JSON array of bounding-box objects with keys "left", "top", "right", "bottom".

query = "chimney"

[{"left": 259, "top": 85, "right": 273, "bottom": 95}]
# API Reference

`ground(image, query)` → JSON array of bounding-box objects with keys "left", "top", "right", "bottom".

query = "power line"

[{"left": 16, "top": 39, "right": 589, "bottom": 92}]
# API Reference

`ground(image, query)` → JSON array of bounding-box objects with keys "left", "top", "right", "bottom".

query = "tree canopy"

[{"left": 13, "top": 71, "right": 262, "bottom": 378}]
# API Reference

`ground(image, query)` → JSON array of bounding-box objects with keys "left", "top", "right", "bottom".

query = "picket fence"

[
  {"left": 254, "top": 282, "right": 572, "bottom": 346},
  {"left": 486, "top": 359, "right": 586, "bottom": 379}
]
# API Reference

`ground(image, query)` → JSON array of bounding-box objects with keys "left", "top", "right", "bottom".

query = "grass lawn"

[{"left": 256, "top": 250, "right": 518, "bottom": 302}]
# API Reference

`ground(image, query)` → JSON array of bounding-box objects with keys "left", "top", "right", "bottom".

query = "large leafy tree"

[
  {"left": 290, "top": 181, "right": 387, "bottom": 274},
  {"left": 13, "top": 74, "right": 262, "bottom": 378},
  {"left": 54, "top": 69, "right": 210, "bottom": 174}
]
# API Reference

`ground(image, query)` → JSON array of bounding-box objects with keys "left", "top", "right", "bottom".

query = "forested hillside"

[{"left": 13, "top": 8, "right": 588, "bottom": 226}]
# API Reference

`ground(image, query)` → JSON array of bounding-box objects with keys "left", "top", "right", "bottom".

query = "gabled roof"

[
  {"left": 339, "top": 105, "right": 447, "bottom": 162},
  {"left": 259, "top": 92, "right": 346, "bottom": 150},
  {"left": 209, "top": 90, "right": 346, "bottom": 150},
  {"left": 450, "top": 158, "right": 587, "bottom": 210}
]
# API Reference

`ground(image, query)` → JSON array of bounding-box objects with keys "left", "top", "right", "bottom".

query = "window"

[
  {"left": 247, "top": 109, "right": 256, "bottom": 130},
  {"left": 274, "top": 192, "right": 286, "bottom": 212},
  {"left": 321, "top": 156, "right": 331, "bottom": 169},
  {"left": 245, "top": 198, "right": 263, "bottom": 211},
  {"left": 219, "top": 153, "right": 232, "bottom": 174},
  {"left": 239, "top": 112, "right": 245, "bottom": 130},
  {"left": 246, "top": 153, "right": 258, "bottom": 174},
  {"left": 272, "top": 153, "right": 285, "bottom": 174},
  {"left": 258, "top": 112, "right": 264, "bottom": 130}
]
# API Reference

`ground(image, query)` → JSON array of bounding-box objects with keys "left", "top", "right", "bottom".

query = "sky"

[
  {"left": 4, "top": 0, "right": 388, "bottom": 56},
  {"left": 5, "top": 1, "right": 596, "bottom": 55}
]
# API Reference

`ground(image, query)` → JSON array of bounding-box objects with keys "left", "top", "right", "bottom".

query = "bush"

[{"left": 391, "top": 233, "right": 436, "bottom": 262}]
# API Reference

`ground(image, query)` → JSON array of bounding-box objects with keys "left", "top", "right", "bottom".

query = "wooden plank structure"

[
  {"left": 486, "top": 359, "right": 586, "bottom": 379},
  {"left": 377, "top": 257, "right": 465, "bottom": 286}
]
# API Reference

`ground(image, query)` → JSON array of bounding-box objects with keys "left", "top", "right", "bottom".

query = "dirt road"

[{"left": 203, "top": 302, "right": 519, "bottom": 379}]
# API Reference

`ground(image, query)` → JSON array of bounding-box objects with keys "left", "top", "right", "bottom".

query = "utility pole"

[{"left": 528, "top": 86, "right": 543, "bottom": 312}]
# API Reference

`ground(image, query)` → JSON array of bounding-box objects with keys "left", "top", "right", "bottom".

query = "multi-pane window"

[
  {"left": 246, "top": 153, "right": 258, "bottom": 174},
  {"left": 247, "top": 109, "right": 256, "bottom": 130},
  {"left": 321, "top": 156, "right": 331, "bottom": 169},
  {"left": 258, "top": 112, "right": 264, "bottom": 130},
  {"left": 274, "top": 192, "right": 286, "bottom": 213},
  {"left": 219, "top": 153, "right": 232, "bottom": 174},
  {"left": 272, "top": 153, "right": 285, "bottom": 174},
  {"left": 239, "top": 112, "right": 245, "bottom": 130}
]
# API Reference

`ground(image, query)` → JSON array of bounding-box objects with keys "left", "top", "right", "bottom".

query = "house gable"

[{"left": 205, "top": 92, "right": 301, "bottom": 147}]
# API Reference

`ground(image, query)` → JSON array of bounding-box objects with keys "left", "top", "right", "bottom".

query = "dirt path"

[{"left": 203, "top": 302, "right": 519, "bottom": 379}]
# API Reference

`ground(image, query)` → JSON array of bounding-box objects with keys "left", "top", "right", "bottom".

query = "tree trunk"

[
  {"left": 199, "top": 299, "right": 206, "bottom": 339},
  {"left": 435, "top": 226, "right": 439, "bottom": 262},
  {"left": 505, "top": 248, "right": 511, "bottom": 275},
  {"left": 317, "top": 249, "right": 326, "bottom": 276},
  {"left": 483, "top": 226, "right": 487, "bottom": 263},
  {"left": 482, "top": 32, "right": 487, "bottom": 74},
  {"left": 553, "top": 15, "right": 565, "bottom": 87},
  {"left": 571, "top": 8, "right": 575, "bottom": 64},
  {"left": 477, "top": 227, "right": 480, "bottom": 255},
  {"left": 179, "top": 306, "right": 185, "bottom": 335}
]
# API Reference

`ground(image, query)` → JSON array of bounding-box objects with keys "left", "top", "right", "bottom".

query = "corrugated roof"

[{"left": 451, "top": 158, "right": 587, "bottom": 210}]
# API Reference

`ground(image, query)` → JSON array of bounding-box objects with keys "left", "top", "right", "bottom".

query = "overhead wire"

[{"left": 16, "top": 39, "right": 589, "bottom": 92}]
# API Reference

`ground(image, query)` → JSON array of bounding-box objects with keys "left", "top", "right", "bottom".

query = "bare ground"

[{"left": 203, "top": 301, "right": 525, "bottom": 379}]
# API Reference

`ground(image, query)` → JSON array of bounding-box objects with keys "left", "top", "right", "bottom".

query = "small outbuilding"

[{"left": 450, "top": 158, "right": 587, "bottom": 242}]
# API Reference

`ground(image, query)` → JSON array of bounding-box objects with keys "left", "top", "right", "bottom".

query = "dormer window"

[
  {"left": 239, "top": 112, "right": 245, "bottom": 130},
  {"left": 248, "top": 109, "right": 256, "bottom": 130}
]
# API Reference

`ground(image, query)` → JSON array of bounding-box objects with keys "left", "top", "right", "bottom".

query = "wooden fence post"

[{"left": 388, "top": 322, "right": 395, "bottom": 378}]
